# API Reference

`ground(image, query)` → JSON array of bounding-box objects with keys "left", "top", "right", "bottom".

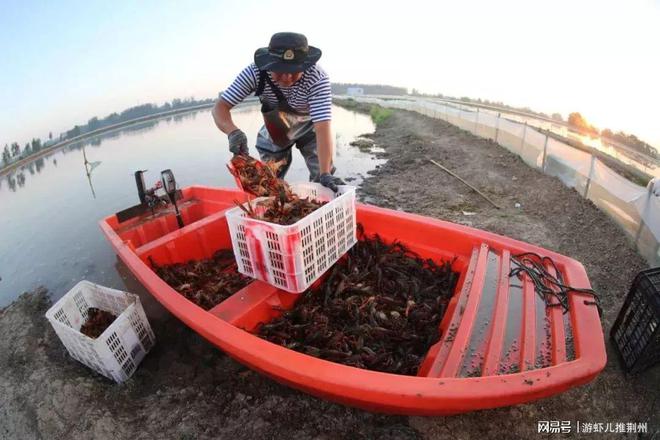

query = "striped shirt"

[{"left": 221, "top": 63, "right": 332, "bottom": 123}]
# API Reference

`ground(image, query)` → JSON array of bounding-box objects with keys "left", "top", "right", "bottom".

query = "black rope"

[{"left": 509, "top": 252, "right": 602, "bottom": 317}]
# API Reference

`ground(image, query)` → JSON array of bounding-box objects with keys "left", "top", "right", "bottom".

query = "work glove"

[
  {"left": 228, "top": 129, "right": 248, "bottom": 156},
  {"left": 319, "top": 173, "right": 345, "bottom": 193}
]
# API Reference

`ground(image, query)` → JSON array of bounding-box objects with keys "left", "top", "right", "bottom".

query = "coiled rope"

[{"left": 510, "top": 252, "right": 602, "bottom": 316}]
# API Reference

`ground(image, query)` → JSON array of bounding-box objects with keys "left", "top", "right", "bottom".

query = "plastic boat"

[{"left": 99, "top": 185, "right": 606, "bottom": 415}]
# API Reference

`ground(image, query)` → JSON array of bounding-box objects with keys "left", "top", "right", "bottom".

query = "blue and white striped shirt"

[{"left": 221, "top": 63, "right": 332, "bottom": 123}]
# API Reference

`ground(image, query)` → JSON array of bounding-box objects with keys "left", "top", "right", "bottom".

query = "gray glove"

[
  {"left": 319, "top": 173, "right": 345, "bottom": 192},
  {"left": 228, "top": 129, "right": 248, "bottom": 156}
]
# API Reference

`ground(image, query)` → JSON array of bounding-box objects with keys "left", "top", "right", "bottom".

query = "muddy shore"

[{"left": 2, "top": 103, "right": 658, "bottom": 439}]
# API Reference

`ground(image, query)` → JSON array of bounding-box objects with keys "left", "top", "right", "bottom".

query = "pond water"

[
  {"left": 475, "top": 106, "right": 659, "bottom": 177},
  {"left": 0, "top": 104, "right": 383, "bottom": 307}
]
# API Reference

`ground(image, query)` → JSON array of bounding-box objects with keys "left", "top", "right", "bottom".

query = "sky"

[{"left": 1, "top": 0, "right": 659, "bottom": 148}]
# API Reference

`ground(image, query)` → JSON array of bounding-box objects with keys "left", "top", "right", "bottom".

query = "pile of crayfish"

[
  {"left": 258, "top": 225, "right": 459, "bottom": 375},
  {"left": 236, "top": 191, "right": 326, "bottom": 225},
  {"left": 229, "top": 154, "right": 325, "bottom": 225},
  {"left": 228, "top": 154, "right": 292, "bottom": 198},
  {"left": 150, "top": 250, "right": 252, "bottom": 310},
  {"left": 80, "top": 308, "right": 117, "bottom": 339}
]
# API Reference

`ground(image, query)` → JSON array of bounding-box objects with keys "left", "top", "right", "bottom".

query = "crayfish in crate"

[
  {"left": 229, "top": 154, "right": 326, "bottom": 225},
  {"left": 235, "top": 188, "right": 326, "bottom": 226}
]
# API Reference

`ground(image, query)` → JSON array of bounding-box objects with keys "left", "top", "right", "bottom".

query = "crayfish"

[
  {"left": 149, "top": 250, "right": 252, "bottom": 311},
  {"left": 258, "top": 225, "right": 459, "bottom": 375},
  {"left": 229, "top": 154, "right": 325, "bottom": 225},
  {"left": 80, "top": 308, "right": 117, "bottom": 339},
  {"left": 228, "top": 154, "right": 292, "bottom": 198}
]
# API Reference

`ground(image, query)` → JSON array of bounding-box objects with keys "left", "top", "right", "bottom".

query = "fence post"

[
  {"left": 475, "top": 108, "right": 480, "bottom": 134},
  {"left": 634, "top": 183, "right": 653, "bottom": 246},
  {"left": 520, "top": 121, "right": 528, "bottom": 152},
  {"left": 494, "top": 113, "right": 501, "bottom": 143},
  {"left": 541, "top": 134, "right": 549, "bottom": 171},
  {"left": 444, "top": 103, "right": 448, "bottom": 121},
  {"left": 583, "top": 155, "right": 597, "bottom": 198},
  {"left": 634, "top": 216, "right": 646, "bottom": 248}
]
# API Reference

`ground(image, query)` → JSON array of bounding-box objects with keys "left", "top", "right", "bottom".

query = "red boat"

[{"left": 99, "top": 183, "right": 606, "bottom": 415}]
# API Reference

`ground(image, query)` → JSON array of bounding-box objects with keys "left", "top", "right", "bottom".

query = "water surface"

[{"left": 0, "top": 104, "right": 382, "bottom": 306}]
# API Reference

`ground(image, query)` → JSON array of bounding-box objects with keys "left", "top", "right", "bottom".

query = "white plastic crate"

[
  {"left": 45, "top": 280, "right": 156, "bottom": 383},
  {"left": 226, "top": 182, "right": 357, "bottom": 293}
]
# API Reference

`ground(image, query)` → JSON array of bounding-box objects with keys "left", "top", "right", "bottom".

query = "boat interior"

[{"left": 103, "top": 185, "right": 588, "bottom": 379}]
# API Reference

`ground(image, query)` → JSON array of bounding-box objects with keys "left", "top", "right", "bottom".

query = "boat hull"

[{"left": 99, "top": 185, "right": 606, "bottom": 415}]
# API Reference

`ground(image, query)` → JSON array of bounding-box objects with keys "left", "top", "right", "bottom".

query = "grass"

[
  {"left": 340, "top": 98, "right": 358, "bottom": 109},
  {"left": 370, "top": 105, "right": 393, "bottom": 126}
]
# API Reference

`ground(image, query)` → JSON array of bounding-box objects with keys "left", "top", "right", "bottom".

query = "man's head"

[{"left": 254, "top": 32, "right": 322, "bottom": 74}]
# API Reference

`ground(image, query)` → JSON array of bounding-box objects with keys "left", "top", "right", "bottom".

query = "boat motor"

[
  {"left": 135, "top": 170, "right": 162, "bottom": 212},
  {"left": 115, "top": 169, "right": 183, "bottom": 225},
  {"left": 161, "top": 169, "right": 184, "bottom": 228}
]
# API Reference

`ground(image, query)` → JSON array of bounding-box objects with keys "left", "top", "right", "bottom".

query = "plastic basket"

[
  {"left": 45, "top": 281, "right": 156, "bottom": 383},
  {"left": 227, "top": 162, "right": 246, "bottom": 192},
  {"left": 226, "top": 182, "right": 357, "bottom": 293},
  {"left": 610, "top": 268, "right": 660, "bottom": 374}
]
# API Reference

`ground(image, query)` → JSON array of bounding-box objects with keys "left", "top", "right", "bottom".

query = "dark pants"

[{"left": 255, "top": 125, "right": 320, "bottom": 181}]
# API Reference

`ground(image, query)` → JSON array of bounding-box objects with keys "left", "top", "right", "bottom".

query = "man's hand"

[
  {"left": 319, "top": 173, "right": 345, "bottom": 192},
  {"left": 228, "top": 129, "right": 248, "bottom": 156}
]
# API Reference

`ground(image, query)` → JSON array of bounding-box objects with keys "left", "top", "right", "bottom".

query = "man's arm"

[
  {"left": 307, "top": 68, "right": 333, "bottom": 176},
  {"left": 213, "top": 98, "right": 248, "bottom": 155},
  {"left": 314, "top": 120, "right": 333, "bottom": 175},
  {"left": 212, "top": 99, "right": 239, "bottom": 135},
  {"left": 213, "top": 64, "right": 258, "bottom": 135}
]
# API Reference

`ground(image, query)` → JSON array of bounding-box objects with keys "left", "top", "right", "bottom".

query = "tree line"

[
  {"left": 2, "top": 138, "right": 47, "bottom": 167},
  {"left": 4, "top": 86, "right": 403, "bottom": 169},
  {"left": 434, "top": 94, "right": 657, "bottom": 159},
  {"left": 4, "top": 89, "right": 656, "bottom": 168},
  {"left": 566, "top": 112, "right": 657, "bottom": 158},
  {"left": 2, "top": 97, "right": 215, "bottom": 169}
]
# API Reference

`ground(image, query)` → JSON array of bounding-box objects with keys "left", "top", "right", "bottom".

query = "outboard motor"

[
  {"left": 115, "top": 169, "right": 184, "bottom": 227},
  {"left": 161, "top": 169, "right": 184, "bottom": 228}
]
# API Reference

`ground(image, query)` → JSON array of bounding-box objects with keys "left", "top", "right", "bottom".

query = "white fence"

[{"left": 349, "top": 96, "right": 659, "bottom": 267}]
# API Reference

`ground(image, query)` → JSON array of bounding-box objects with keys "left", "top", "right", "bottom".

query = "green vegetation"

[
  {"left": 340, "top": 98, "right": 358, "bottom": 109},
  {"left": 600, "top": 129, "right": 657, "bottom": 159},
  {"left": 2, "top": 145, "right": 9, "bottom": 166},
  {"left": 566, "top": 112, "right": 657, "bottom": 158},
  {"left": 370, "top": 106, "right": 393, "bottom": 126}
]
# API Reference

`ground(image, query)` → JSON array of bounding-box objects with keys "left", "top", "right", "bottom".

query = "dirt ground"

[{"left": 2, "top": 103, "right": 659, "bottom": 439}]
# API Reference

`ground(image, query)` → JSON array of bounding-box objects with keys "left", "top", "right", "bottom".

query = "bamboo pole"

[{"left": 429, "top": 159, "right": 502, "bottom": 209}]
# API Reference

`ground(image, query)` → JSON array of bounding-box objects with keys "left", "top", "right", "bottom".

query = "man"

[{"left": 212, "top": 32, "right": 343, "bottom": 191}]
